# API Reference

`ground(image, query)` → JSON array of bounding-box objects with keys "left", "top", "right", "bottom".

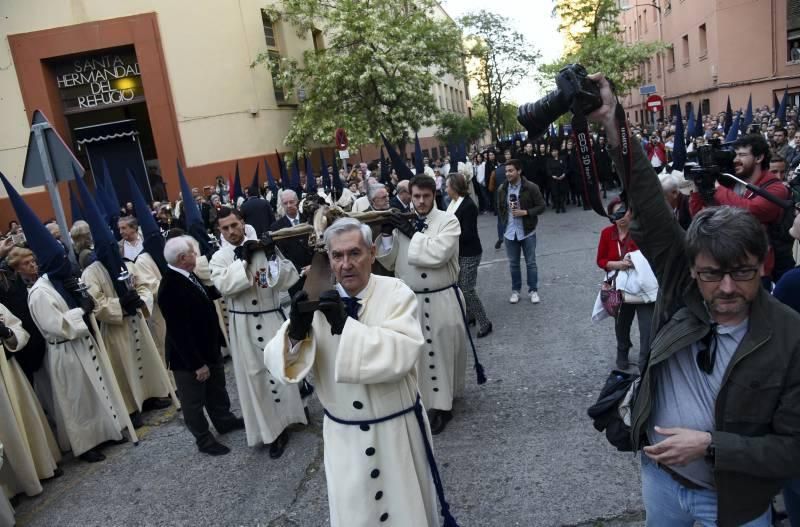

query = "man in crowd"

[
  {"left": 240, "top": 182, "right": 275, "bottom": 237},
  {"left": 210, "top": 207, "right": 306, "bottom": 457},
  {"left": 645, "top": 134, "right": 666, "bottom": 171},
  {"left": 496, "top": 159, "right": 546, "bottom": 305},
  {"left": 160, "top": 236, "right": 243, "bottom": 456},
  {"left": 270, "top": 190, "right": 311, "bottom": 298},
  {"left": 118, "top": 216, "right": 144, "bottom": 261},
  {"left": 366, "top": 184, "right": 390, "bottom": 212},
  {"left": 772, "top": 126, "right": 794, "bottom": 162},
  {"left": 266, "top": 217, "right": 453, "bottom": 527},
  {"left": 389, "top": 180, "right": 412, "bottom": 213},
  {"left": 492, "top": 149, "right": 512, "bottom": 249},
  {"left": 689, "top": 133, "right": 794, "bottom": 281},
  {"left": 590, "top": 72, "right": 800, "bottom": 527},
  {"left": 377, "top": 175, "right": 465, "bottom": 434}
]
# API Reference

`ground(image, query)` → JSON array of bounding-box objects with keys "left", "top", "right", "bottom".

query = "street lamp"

[{"left": 622, "top": 1, "right": 667, "bottom": 123}]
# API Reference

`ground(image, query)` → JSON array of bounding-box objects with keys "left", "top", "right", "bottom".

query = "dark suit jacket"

[
  {"left": 158, "top": 268, "right": 223, "bottom": 372},
  {"left": 453, "top": 196, "right": 482, "bottom": 257},
  {"left": 390, "top": 196, "right": 411, "bottom": 213},
  {"left": 240, "top": 197, "right": 275, "bottom": 237},
  {"left": 270, "top": 216, "right": 313, "bottom": 296}
]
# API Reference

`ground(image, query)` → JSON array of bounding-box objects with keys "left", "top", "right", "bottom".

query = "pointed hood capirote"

[
  {"left": 381, "top": 134, "right": 414, "bottom": 181},
  {"left": 125, "top": 169, "right": 167, "bottom": 272},
  {"left": 249, "top": 163, "right": 260, "bottom": 198},
  {"left": 177, "top": 160, "right": 214, "bottom": 258},
  {"left": 74, "top": 166, "right": 129, "bottom": 299},
  {"left": 70, "top": 185, "right": 85, "bottom": 225}
]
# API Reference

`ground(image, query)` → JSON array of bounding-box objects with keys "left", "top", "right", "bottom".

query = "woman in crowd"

[
  {"left": 595, "top": 198, "right": 655, "bottom": 370},
  {"left": 547, "top": 148, "right": 567, "bottom": 213},
  {"left": 446, "top": 173, "right": 492, "bottom": 338}
]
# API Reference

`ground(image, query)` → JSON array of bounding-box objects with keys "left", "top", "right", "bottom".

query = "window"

[
  {"left": 312, "top": 28, "right": 325, "bottom": 52},
  {"left": 699, "top": 24, "right": 707, "bottom": 58},
  {"left": 667, "top": 45, "right": 675, "bottom": 70},
  {"left": 643, "top": 10, "right": 648, "bottom": 33},
  {"left": 261, "top": 10, "right": 286, "bottom": 103},
  {"left": 681, "top": 34, "right": 690, "bottom": 65},
  {"left": 439, "top": 146, "right": 446, "bottom": 158},
  {"left": 788, "top": 0, "right": 800, "bottom": 61},
  {"left": 702, "top": 99, "right": 711, "bottom": 116},
  {"left": 664, "top": 0, "right": 672, "bottom": 14}
]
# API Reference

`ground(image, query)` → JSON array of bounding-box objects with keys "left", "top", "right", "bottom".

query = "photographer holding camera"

[
  {"left": 688, "top": 133, "right": 794, "bottom": 282},
  {"left": 580, "top": 72, "right": 800, "bottom": 527}
]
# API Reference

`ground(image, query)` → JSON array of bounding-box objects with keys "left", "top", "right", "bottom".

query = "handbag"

[{"left": 600, "top": 271, "right": 623, "bottom": 317}]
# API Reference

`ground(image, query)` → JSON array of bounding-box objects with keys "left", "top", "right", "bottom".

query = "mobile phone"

[{"left": 509, "top": 194, "right": 518, "bottom": 210}]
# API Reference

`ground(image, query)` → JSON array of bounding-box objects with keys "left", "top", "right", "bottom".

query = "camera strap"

[{"left": 570, "top": 98, "right": 633, "bottom": 218}]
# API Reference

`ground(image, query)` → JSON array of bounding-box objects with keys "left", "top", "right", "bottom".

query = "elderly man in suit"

[{"left": 159, "top": 236, "right": 243, "bottom": 456}]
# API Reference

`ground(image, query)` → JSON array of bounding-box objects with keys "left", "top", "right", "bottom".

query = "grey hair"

[
  {"left": 118, "top": 216, "right": 138, "bottom": 229},
  {"left": 163, "top": 235, "right": 195, "bottom": 265},
  {"left": 281, "top": 189, "right": 299, "bottom": 203},
  {"left": 686, "top": 206, "right": 768, "bottom": 267},
  {"left": 366, "top": 183, "right": 386, "bottom": 201},
  {"left": 659, "top": 172, "right": 682, "bottom": 192},
  {"left": 70, "top": 220, "right": 93, "bottom": 252},
  {"left": 323, "top": 217, "right": 373, "bottom": 252}
]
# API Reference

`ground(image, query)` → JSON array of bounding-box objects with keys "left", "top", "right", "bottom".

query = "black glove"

[
  {"left": 120, "top": 290, "right": 144, "bottom": 315},
  {"left": 79, "top": 294, "right": 96, "bottom": 315},
  {"left": 380, "top": 221, "right": 395, "bottom": 237},
  {"left": 389, "top": 212, "right": 416, "bottom": 239},
  {"left": 260, "top": 232, "right": 276, "bottom": 259},
  {"left": 0, "top": 321, "right": 12, "bottom": 340},
  {"left": 317, "top": 290, "right": 347, "bottom": 336},
  {"left": 287, "top": 290, "right": 315, "bottom": 342},
  {"left": 63, "top": 277, "right": 80, "bottom": 293}
]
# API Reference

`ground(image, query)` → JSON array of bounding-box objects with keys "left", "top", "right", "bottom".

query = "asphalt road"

[{"left": 13, "top": 200, "right": 650, "bottom": 527}]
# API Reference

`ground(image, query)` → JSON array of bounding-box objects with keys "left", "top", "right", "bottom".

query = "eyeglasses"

[
  {"left": 696, "top": 323, "right": 719, "bottom": 374},
  {"left": 695, "top": 267, "right": 759, "bottom": 282}
]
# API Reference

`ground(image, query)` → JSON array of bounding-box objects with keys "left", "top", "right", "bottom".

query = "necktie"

[
  {"left": 342, "top": 296, "right": 361, "bottom": 320},
  {"left": 291, "top": 218, "right": 299, "bottom": 226},
  {"left": 414, "top": 217, "right": 427, "bottom": 232},
  {"left": 188, "top": 273, "right": 207, "bottom": 297}
]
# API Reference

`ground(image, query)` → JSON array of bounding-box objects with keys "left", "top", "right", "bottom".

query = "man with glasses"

[
  {"left": 390, "top": 180, "right": 412, "bottom": 213},
  {"left": 588, "top": 73, "right": 800, "bottom": 527},
  {"left": 689, "top": 133, "right": 794, "bottom": 282}
]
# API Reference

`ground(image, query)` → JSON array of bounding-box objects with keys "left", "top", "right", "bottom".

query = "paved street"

[{"left": 13, "top": 200, "right": 650, "bottom": 527}]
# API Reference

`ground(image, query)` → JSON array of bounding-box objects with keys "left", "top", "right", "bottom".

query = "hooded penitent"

[
  {"left": 177, "top": 160, "right": 214, "bottom": 258},
  {"left": 125, "top": 168, "right": 167, "bottom": 272}
]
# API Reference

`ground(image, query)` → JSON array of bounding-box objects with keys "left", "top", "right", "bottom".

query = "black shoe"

[
  {"left": 477, "top": 324, "right": 493, "bottom": 338},
  {"left": 430, "top": 410, "right": 452, "bottom": 435},
  {"left": 269, "top": 431, "right": 289, "bottom": 459},
  {"left": 79, "top": 449, "right": 106, "bottom": 463},
  {"left": 130, "top": 411, "right": 144, "bottom": 429},
  {"left": 494, "top": 239, "right": 503, "bottom": 250},
  {"left": 199, "top": 441, "right": 230, "bottom": 456},
  {"left": 142, "top": 397, "right": 172, "bottom": 412},
  {"left": 50, "top": 467, "right": 64, "bottom": 479},
  {"left": 217, "top": 417, "right": 245, "bottom": 434}
]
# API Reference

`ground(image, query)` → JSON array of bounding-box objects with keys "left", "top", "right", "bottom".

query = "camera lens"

[{"left": 517, "top": 91, "right": 570, "bottom": 138}]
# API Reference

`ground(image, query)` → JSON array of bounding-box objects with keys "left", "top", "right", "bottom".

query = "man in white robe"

[
  {"left": 0, "top": 304, "right": 61, "bottom": 499},
  {"left": 210, "top": 208, "right": 306, "bottom": 457},
  {"left": 265, "top": 218, "right": 459, "bottom": 527},
  {"left": 82, "top": 260, "right": 175, "bottom": 425},
  {"left": 377, "top": 175, "right": 467, "bottom": 435}
]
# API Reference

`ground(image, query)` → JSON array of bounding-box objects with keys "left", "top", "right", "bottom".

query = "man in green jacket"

[{"left": 588, "top": 73, "right": 800, "bottom": 527}]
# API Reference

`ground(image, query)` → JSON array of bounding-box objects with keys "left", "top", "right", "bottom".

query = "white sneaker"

[
  {"left": 509, "top": 291, "right": 520, "bottom": 304},
  {"left": 530, "top": 291, "right": 541, "bottom": 304}
]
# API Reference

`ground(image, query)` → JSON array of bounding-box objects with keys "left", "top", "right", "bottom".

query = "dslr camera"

[
  {"left": 684, "top": 139, "right": 737, "bottom": 200},
  {"left": 517, "top": 64, "right": 604, "bottom": 137}
]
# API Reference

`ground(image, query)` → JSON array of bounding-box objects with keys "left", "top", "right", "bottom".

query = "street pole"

[{"left": 31, "top": 122, "right": 77, "bottom": 266}]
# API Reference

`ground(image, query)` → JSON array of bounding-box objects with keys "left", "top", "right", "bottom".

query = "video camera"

[
  {"left": 684, "top": 139, "right": 737, "bottom": 195},
  {"left": 516, "top": 64, "right": 604, "bottom": 138}
]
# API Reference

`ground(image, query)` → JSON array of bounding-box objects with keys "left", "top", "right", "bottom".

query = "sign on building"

[
  {"left": 639, "top": 84, "right": 657, "bottom": 95},
  {"left": 52, "top": 49, "right": 145, "bottom": 114}
]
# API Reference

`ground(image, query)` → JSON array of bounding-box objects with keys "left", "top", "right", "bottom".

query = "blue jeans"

[
  {"left": 504, "top": 233, "right": 538, "bottom": 293},
  {"left": 785, "top": 478, "right": 800, "bottom": 526},
  {"left": 641, "top": 454, "right": 771, "bottom": 526}
]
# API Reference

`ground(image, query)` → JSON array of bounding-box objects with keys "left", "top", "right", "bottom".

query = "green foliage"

[
  {"left": 253, "top": 0, "right": 464, "bottom": 152},
  {"left": 459, "top": 10, "right": 540, "bottom": 143},
  {"left": 540, "top": 0, "right": 665, "bottom": 94},
  {"left": 472, "top": 99, "right": 524, "bottom": 141},
  {"left": 434, "top": 112, "right": 488, "bottom": 146}
]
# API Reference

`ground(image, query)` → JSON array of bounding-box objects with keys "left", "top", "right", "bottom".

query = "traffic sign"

[
  {"left": 639, "top": 84, "right": 657, "bottom": 95},
  {"left": 334, "top": 128, "right": 349, "bottom": 150},
  {"left": 646, "top": 94, "right": 664, "bottom": 112}
]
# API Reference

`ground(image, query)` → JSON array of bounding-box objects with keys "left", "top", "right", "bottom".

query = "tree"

[
  {"left": 471, "top": 99, "right": 524, "bottom": 142},
  {"left": 539, "top": 0, "right": 664, "bottom": 95},
  {"left": 254, "top": 0, "right": 464, "bottom": 153},
  {"left": 459, "top": 11, "right": 540, "bottom": 143},
  {"left": 435, "top": 112, "right": 488, "bottom": 147}
]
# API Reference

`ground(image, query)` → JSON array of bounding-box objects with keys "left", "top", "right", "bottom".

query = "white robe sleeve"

[
  {"left": 407, "top": 215, "right": 461, "bottom": 268},
  {"left": 268, "top": 249, "right": 300, "bottom": 291},
  {"left": 82, "top": 266, "right": 124, "bottom": 325},
  {"left": 210, "top": 253, "right": 252, "bottom": 297},
  {"left": 264, "top": 320, "right": 316, "bottom": 384},
  {"left": 129, "top": 262, "right": 155, "bottom": 318},
  {"left": 0, "top": 303, "right": 29, "bottom": 351},
  {"left": 335, "top": 283, "right": 423, "bottom": 385},
  {"left": 375, "top": 233, "right": 399, "bottom": 271},
  {"left": 29, "top": 288, "right": 91, "bottom": 340}
]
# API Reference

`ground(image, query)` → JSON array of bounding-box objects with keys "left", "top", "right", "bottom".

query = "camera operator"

[
  {"left": 587, "top": 72, "right": 800, "bottom": 527},
  {"left": 689, "top": 134, "right": 794, "bottom": 282}
]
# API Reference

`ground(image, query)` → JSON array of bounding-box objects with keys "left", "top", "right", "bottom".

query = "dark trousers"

[
  {"left": 615, "top": 302, "right": 655, "bottom": 370},
  {"left": 173, "top": 362, "right": 238, "bottom": 449}
]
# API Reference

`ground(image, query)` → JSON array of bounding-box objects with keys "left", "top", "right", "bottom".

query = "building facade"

[
  {"left": 0, "top": 0, "right": 468, "bottom": 225},
  {"left": 619, "top": 0, "right": 800, "bottom": 127}
]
